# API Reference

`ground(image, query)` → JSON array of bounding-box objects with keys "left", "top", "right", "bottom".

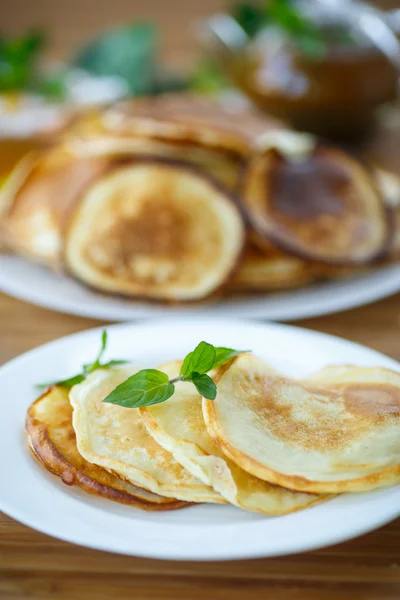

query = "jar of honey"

[{"left": 202, "top": 2, "right": 400, "bottom": 141}]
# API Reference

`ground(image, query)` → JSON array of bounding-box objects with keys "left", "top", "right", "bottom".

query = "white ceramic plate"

[
  {"left": 0, "top": 318, "right": 399, "bottom": 561},
  {"left": 1, "top": 255, "right": 400, "bottom": 321}
]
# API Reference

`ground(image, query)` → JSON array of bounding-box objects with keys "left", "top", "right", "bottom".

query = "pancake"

[
  {"left": 242, "top": 138, "right": 392, "bottom": 265},
  {"left": 103, "top": 107, "right": 248, "bottom": 157},
  {"left": 374, "top": 168, "right": 400, "bottom": 258},
  {"left": 66, "top": 133, "right": 243, "bottom": 190},
  {"left": 65, "top": 95, "right": 281, "bottom": 189},
  {"left": 0, "top": 151, "right": 38, "bottom": 224},
  {"left": 69, "top": 367, "right": 224, "bottom": 503},
  {"left": 203, "top": 354, "right": 400, "bottom": 494},
  {"left": 64, "top": 157, "right": 245, "bottom": 302},
  {"left": 104, "top": 94, "right": 281, "bottom": 143},
  {"left": 26, "top": 386, "right": 187, "bottom": 510},
  {"left": 229, "top": 243, "right": 315, "bottom": 292},
  {"left": 2, "top": 147, "right": 108, "bottom": 266},
  {"left": 64, "top": 96, "right": 250, "bottom": 190},
  {"left": 141, "top": 361, "right": 326, "bottom": 515}
]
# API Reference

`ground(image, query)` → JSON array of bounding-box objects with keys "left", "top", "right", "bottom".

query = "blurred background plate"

[
  {"left": 2, "top": 0, "right": 400, "bottom": 321},
  {"left": 1, "top": 253, "right": 400, "bottom": 321}
]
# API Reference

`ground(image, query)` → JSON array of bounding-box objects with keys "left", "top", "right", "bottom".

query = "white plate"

[
  {"left": 1, "top": 255, "right": 400, "bottom": 321},
  {"left": 0, "top": 318, "right": 399, "bottom": 561}
]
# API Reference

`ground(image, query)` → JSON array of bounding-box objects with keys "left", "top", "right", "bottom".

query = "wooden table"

[
  {"left": 1, "top": 291, "right": 399, "bottom": 600},
  {"left": 2, "top": 1, "right": 400, "bottom": 593}
]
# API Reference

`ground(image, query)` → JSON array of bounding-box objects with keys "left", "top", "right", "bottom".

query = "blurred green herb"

[
  {"left": 266, "top": 0, "right": 326, "bottom": 58},
  {"left": 190, "top": 60, "right": 228, "bottom": 93},
  {"left": 230, "top": 2, "right": 267, "bottom": 38},
  {"left": 35, "top": 70, "right": 67, "bottom": 99},
  {"left": 74, "top": 23, "right": 157, "bottom": 95},
  {"left": 74, "top": 22, "right": 194, "bottom": 96},
  {"left": 230, "top": 0, "right": 357, "bottom": 59},
  {"left": 0, "top": 30, "right": 67, "bottom": 98},
  {"left": 0, "top": 30, "right": 45, "bottom": 92}
]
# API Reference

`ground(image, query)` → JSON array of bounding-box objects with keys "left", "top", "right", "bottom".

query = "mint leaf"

[
  {"left": 180, "top": 341, "right": 216, "bottom": 380},
  {"left": 180, "top": 351, "right": 193, "bottom": 380},
  {"left": 74, "top": 23, "right": 157, "bottom": 95},
  {"left": 231, "top": 3, "right": 267, "bottom": 38},
  {"left": 191, "top": 373, "right": 217, "bottom": 400},
  {"left": 35, "top": 71, "right": 67, "bottom": 99},
  {"left": 180, "top": 343, "right": 245, "bottom": 381},
  {"left": 213, "top": 347, "right": 247, "bottom": 368},
  {"left": 101, "top": 359, "right": 129, "bottom": 369},
  {"left": 265, "top": 0, "right": 327, "bottom": 59},
  {"left": 36, "top": 330, "right": 127, "bottom": 391},
  {"left": 190, "top": 60, "right": 227, "bottom": 93},
  {"left": 0, "top": 30, "right": 46, "bottom": 92},
  {"left": 36, "top": 373, "right": 85, "bottom": 391},
  {"left": 103, "top": 369, "right": 174, "bottom": 408},
  {"left": 83, "top": 330, "right": 108, "bottom": 375}
]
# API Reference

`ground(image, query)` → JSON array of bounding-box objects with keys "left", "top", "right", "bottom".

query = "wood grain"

[{"left": 1, "top": 0, "right": 400, "bottom": 597}]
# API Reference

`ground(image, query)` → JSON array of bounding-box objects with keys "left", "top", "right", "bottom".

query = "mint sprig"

[
  {"left": 36, "top": 331, "right": 128, "bottom": 390},
  {"left": 103, "top": 342, "right": 247, "bottom": 408}
]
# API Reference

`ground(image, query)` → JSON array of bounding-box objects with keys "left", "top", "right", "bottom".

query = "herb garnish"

[
  {"left": 231, "top": 0, "right": 356, "bottom": 59},
  {"left": 265, "top": 0, "right": 326, "bottom": 58},
  {"left": 36, "top": 331, "right": 128, "bottom": 390},
  {"left": 103, "top": 341, "right": 247, "bottom": 408},
  {"left": 0, "top": 30, "right": 67, "bottom": 98},
  {"left": 75, "top": 22, "right": 188, "bottom": 96}
]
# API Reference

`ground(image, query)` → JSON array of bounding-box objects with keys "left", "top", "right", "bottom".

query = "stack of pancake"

[
  {"left": 1, "top": 94, "right": 399, "bottom": 304},
  {"left": 26, "top": 354, "right": 400, "bottom": 514}
]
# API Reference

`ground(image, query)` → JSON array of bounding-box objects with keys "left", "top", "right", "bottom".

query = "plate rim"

[
  {"left": 0, "top": 317, "right": 399, "bottom": 561},
  {"left": 1, "top": 255, "right": 400, "bottom": 321}
]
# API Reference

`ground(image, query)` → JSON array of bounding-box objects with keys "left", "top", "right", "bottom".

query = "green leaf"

[
  {"left": 180, "top": 342, "right": 216, "bottom": 380},
  {"left": 213, "top": 347, "right": 247, "bottom": 368},
  {"left": 101, "top": 359, "right": 129, "bottom": 369},
  {"left": 231, "top": 3, "right": 267, "bottom": 38},
  {"left": 264, "top": 0, "right": 327, "bottom": 59},
  {"left": 35, "top": 330, "right": 128, "bottom": 392},
  {"left": 74, "top": 22, "right": 157, "bottom": 95},
  {"left": 0, "top": 30, "right": 46, "bottom": 92},
  {"left": 83, "top": 330, "right": 108, "bottom": 374},
  {"left": 97, "top": 330, "right": 108, "bottom": 363},
  {"left": 35, "top": 71, "right": 67, "bottom": 99},
  {"left": 190, "top": 60, "right": 227, "bottom": 93},
  {"left": 103, "top": 369, "right": 174, "bottom": 408},
  {"left": 180, "top": 351, "right": 193, "bottom": 379},
  {"left": 191, "top": 373, "right": 217, "bottom": 400},
  {"left": 36, "top": 373, "right": 85, "bottom": 391}
]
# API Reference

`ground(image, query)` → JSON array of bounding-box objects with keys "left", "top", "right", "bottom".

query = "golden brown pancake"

[
  {"left": 64, "top": 95, "right": 281, "bottom": 189},
  {"left": 66, "top": 132, "right": 243, "bottom": 190},
  {"left": 70, "top": 367, "right": 224, "bottom": 503},
  {"left": 203, "top": 354, "right": 400, "bottom": 494},
  {"left": 64, "top": 157, "right": 245, "bottom": 302},
  {"left": 142, "top": 361, "right": 328, "bottom": 515},
  {"left": 229, "top": 243, "right": 314, "bottom": 292},
  {"left": 242, "top": 140, "right": 392, "bottom": 265},
  {"left": 27, "top": 386, "right": 188, "bottom": 510},
  {"left": 0, "top": 151, "right": 38, "bottom": 224},
  {"left": 374, "top": 168, "right": 400, "bottom": 258},
  {"left": 2, "top": 147, "right": 108, "bottom": 266},
  {"left": 103, "top": 94, "right": 280, "bottom": 145}
]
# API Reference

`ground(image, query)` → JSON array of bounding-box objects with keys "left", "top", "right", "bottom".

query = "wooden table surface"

[
  {"left": 1, "top": 290, "right": 400, "bottom": 600},
  {"left": 1, "top": 1, "right": 400, "bottom": 596}
]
